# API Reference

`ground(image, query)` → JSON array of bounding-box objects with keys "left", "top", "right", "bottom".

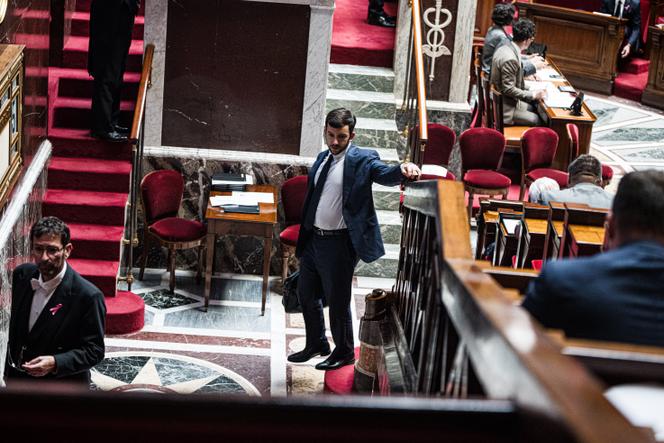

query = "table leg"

[
  {"left": 261, "top": 236, "right": 273, "bottom": 316},
  {"left": 204, "top": 232, "right": 216, "bottom": 312}
]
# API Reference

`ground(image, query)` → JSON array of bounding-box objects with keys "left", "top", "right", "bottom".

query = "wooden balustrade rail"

[{"left": 389, "top": 179, "right": 654, "bottom": 443}]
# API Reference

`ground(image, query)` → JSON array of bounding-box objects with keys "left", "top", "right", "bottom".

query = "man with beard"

[
  {"left": 287, "top": 108, "right": 420, "bottom": 370},
  {"left": 5, "top": 217, "right": 106, "bottom": 385}
]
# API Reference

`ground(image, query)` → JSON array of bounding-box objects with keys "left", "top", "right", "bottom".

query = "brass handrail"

[
  {"left": 411, "top": 0, "right": 428, "bottom": 148},
  {"left": 121, "top": 43, "right": 155, "bottom": 290}
]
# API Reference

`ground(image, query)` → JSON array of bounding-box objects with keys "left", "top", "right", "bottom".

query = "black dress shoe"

[
  {"left": 287, "top": 344, "right": 331, "bottom": 363},
  {"left": 367, "top": 13, "right": 396, "bottom": 28},
  {"left": 91, "top": 130, "right": 128, "bottom": 142},
  {"left": 315, "top": 354, "right": 355, "bottom": 371},
  {"left": 114, "top": 124, "right": 130, "bottom": 134}
]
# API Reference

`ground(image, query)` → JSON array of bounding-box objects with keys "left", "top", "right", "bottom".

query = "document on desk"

[
  {"left": 537, "top": 68, "right": 564, "bottom": 82},
  {"left": 525, "top": 80, "right": 548, "bottom": 91},
  {"left": 210, "top": 195, "right": 259, "bottom": 207},
  {"left": 544, "top": 88, "right": 576, "bottom": 108},
  {"left": 231, "top": 191, "right": 274, "bottom": 204}
]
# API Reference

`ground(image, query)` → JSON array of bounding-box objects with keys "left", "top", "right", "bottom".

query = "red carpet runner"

[
  {"left": 331, "top": 0, "right": 397, "bottom": 68},
  {"left": 45, "top": 0, "right": 145, "bottom": 334}
]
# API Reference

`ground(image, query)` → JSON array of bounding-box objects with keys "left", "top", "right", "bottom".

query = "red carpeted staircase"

[
  {"left": 614, "top": 57, "right": 650, "bottom": 102},
  {"left": 45, "top": 0, "right": 145, "bottom": 335}
]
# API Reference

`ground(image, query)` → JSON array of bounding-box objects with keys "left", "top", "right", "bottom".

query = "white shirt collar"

[{"left": 37, "top": 262, "right": 68, "bottom": 292}]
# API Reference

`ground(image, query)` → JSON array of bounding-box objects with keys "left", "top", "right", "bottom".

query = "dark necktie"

[{"left": 302, "top": 154, "right": 334, "bottom": 230}]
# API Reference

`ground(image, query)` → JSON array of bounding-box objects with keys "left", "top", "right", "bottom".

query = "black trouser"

[
  {"left": 89, "top": 1, "right": 135, "bottom": 133},
  {"left": 369, "top": 0, "right": 385, "bottom": 15},
  {"left": 298, "top": 231, "right": 358, "bottom": 359}
]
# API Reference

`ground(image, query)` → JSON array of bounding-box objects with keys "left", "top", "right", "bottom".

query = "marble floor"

[{"left": 98, "top": 269, "right": 394, "bottom": 397}]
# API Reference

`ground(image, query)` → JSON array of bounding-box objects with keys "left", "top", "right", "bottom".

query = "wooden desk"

[
  {"left": 536, "top": 59, "right": 597, "bottom": 170},
  {"left": 518, "top": 2, "right": 626, "bottom": 95},
  {"left": 643, "top": 26, "right": 664, "bottom": 111},
  {"left": 568, "top": 224, "right": 605, "bottom": 257},
  {"left": 204, "top": 184, "right": 277, "bottom": 315},
  {"left": 517, "top": 217, "right": 548, "bottom": 268}
]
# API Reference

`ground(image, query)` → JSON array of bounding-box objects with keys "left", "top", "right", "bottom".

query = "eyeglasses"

[
  {"left": 31, "top": 245, "right": 65, "bottom": 257},
  {"left": 6, "top": 345, "right": 26, "bottom": 373}
]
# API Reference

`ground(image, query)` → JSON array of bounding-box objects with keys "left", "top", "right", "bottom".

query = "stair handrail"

[
  {"left": 403, "top": 0, "right": 428, "bottom": 167},
  {"left": 122, "top": 43, "right": 155, "bottom": 290}
]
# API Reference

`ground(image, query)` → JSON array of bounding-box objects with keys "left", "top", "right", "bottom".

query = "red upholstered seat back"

[
  {"left": 282, "top": 175, "right": 308, "bottom": 226},
  {"left": 459, "top": 128, "right": 506, "bottom": 171},
  {"left": 141, "top": 170, "right": 184, "bottom": 224},
  {"left": 522, "top": 127, "right": 559, "bottom": 172},
  {"left": 566, "top": 123, "right": 580, "bottom": 160},
  {"left": 422, "top": 123, "right": 456, "bottom": 166}
]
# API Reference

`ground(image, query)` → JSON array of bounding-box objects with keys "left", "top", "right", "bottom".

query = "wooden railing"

[
  {"left": 120, "top": 43, "right": 155, "bottom": 289},
  {"left": 403, "top": 0, "right": 428, "bottom": 166},
  {"left": 386, "top": 179, "right": 654, "bottom": 443}
]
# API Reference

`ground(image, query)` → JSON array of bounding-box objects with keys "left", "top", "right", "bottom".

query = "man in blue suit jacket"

[
  {"left": 288, "top": 108, "right": 421, "bottom": 370},
  {"left": 601, "top": 0, "right": 642, "bottom": 58},
  {"left": 522, "top": 170, "right": 664, "bottom": 347}
]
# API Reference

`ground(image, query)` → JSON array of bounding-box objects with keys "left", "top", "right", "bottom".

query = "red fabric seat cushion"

[
  {"left": 602, "top": 164, "right": 614, "bottom": 181},
  {"left": 527, "top": 168, "right": 569, "bottom": 187},
  {"left": 464, "top": 169, "right": 511, "bottom": 189},
  {"left": 149, "top": 217, "right": 206, "bottom": 242},
  {"left": 279, "top": 224, "right": 301, "bottom": 246}
]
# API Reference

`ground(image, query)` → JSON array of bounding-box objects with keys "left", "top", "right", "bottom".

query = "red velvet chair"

[
  {"left": 420, "top": 123, "right": 457, "bottom": 181},
  {"left": 519, "top": 127, "right": 568, "bottom": 200},
  {"left": 459, "top": 128, "right": 511, "bottom": 221},
  {"left": 567, "top": 123, "right": 614, "bottom": 186},
  {"left": 138, "top": 170, "right": 207, "bottom": 293},
  {"left": 280, "top": 175, "right": 308, "bottom": 283}
]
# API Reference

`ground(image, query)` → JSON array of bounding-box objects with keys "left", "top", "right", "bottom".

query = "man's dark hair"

[
  {"left": 30, "top": 216, "right": 71, "bottom": 246},
  {"left": 325, "top": 108, "right": 356, "bottom": 133},
  {"left": 512, "top": 18, "right": 536, "bottom": 43},
  {"left": 568, "top": 154, "right": 602, "bottom": 185},
  {"left": 612, "top": 170, "right": 664, "bottom": 240},
  {"left": 492, "top": 3, "right": 515, "bottom": 26}
]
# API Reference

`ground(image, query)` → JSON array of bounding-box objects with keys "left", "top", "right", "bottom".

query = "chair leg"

[
  {"left": 196, "top": 245, "right": 203, "bottom": 284},
  {"left": 467, "top": 191, "right": 474, "bottom": 222},
  {"left": 281, "top": 245, "right": 289, "bottom": 285},
  {"left": 168, "top": 246, "right": 176, "bottom": 293},
  {"left": 139, "top": 230, "right": 150, "bottom": 281}
]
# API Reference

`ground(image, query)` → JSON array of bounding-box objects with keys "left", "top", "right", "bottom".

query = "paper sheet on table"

[
  {"left": 544, "top": 92, "right": 576, "bottom": 108},
  {"left": 525, "top": 80, "right": 548, "bottom": 91},
  {"left": 210, "top": 195, "right": 259, "bottom": 207},
  {"left": 231, "top": 191, "right": 274, "bottom": 204},
  {"left": 421, "top": 164, "right": 448, "bottom": 177},
  {"left": 537, "top": 68, "right": 562, "bottom": 81},
  {"left": 502, "top": 219, "right": 521, "bottom": 235}
]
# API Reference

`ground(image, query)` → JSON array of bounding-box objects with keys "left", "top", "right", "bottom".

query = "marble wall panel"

[
  {"left": 0, "top": 0, "right": 50, "bottom": 163},
  {"left": 161, "top": 0, "right": 310, "bottom": 155},
  {"left": 137, "top": 156, "right": 310, "bottom": 276}
]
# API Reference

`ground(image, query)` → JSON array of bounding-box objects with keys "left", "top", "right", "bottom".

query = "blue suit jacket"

[
  {"left": 522, "top": 241, "right": 664, "bottom": 347},
  {"left": 601, "top": 0, "right": 642, "bottom": 49},
  {"left": 295, "top": 145, "right": 403, "bottom": 263}
]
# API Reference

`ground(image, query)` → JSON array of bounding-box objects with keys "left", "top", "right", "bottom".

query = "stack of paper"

[
  {"left": 209, "top": 191, "right": 274, "bottom": 214},
  {"left": 211, "top": 172, "right": 254, "bottom": 191}
]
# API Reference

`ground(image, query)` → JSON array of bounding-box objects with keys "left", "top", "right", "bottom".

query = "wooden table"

[
  {"left": 536, "top": 59, "right": 597, "bottom": 171},
  {"left": 204, "top": 184, "right": 277, "bottom": 315}
]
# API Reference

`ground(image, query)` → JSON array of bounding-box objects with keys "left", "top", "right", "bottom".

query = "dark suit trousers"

[
  {"left": 90, "top": 2, "right": 135, "bottom": 133},
  {"left": 369, "top": 0, "right": 385, "bottom": 14},
  {"left": 298, "top": 232, "right": 358, "bottom": 359}
]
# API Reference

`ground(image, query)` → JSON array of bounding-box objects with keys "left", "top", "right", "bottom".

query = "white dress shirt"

[
  {"left": 313, "top": 150, "right": 347, "bottom": 230},
  {"left": 29, "top": 262, "right": 67, "bottom": 331}
]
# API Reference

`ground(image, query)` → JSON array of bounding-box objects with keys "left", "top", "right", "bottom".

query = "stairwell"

[{"left": 44, "top": 0, "right": 145, "bottom": 334}]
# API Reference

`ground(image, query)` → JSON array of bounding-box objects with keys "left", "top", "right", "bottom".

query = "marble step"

[
  {"left": 326, "top": 89, "right": 396, "bottom": 121},
  {"left": 354, "top": 117, "right": 406, "bottom": 154},
  {"left": 328, "top": 64, "right": 395, "bottom": 94},
  {"left": 377, "top": 209, "right": 402, "bottom": 244},
  {"left": 373, "top": 183, "right": 401, "bottom": 211},
  {"left": 355, "top": 243, "right": 400, "bottom": 278}
]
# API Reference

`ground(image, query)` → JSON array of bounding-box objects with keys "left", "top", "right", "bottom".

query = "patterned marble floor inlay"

[
  {"left": 139, "top": 289, "right": 199, "bottom": 309},
  {"left": 92, "top": 351, "right": 260, "bottom": 395}
]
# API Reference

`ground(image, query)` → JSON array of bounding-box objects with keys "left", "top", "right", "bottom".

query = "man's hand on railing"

[{"left": 400, "top": 162, "right": 421, "bottom": 180}]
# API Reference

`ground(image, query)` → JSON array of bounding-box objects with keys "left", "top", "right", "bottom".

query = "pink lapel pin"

[{"left": 49, "top": 304, "right": 63, "bottom": 316}]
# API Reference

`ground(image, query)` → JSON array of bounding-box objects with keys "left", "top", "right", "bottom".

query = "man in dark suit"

[
  {"left": 5, "top": 217, "right": 106, "bottom": 385},
  {"left": 522, "top": 170, "right": 664, "bottom": 347},
  {"left": 88, "top": 0, "right": 139, "bottom": 142},
  {"left": 601, "top": 0, "right": 642, "bottom": 58},
  {"left": 288, "top": 108, "right": 420, "bottom": 370}
]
